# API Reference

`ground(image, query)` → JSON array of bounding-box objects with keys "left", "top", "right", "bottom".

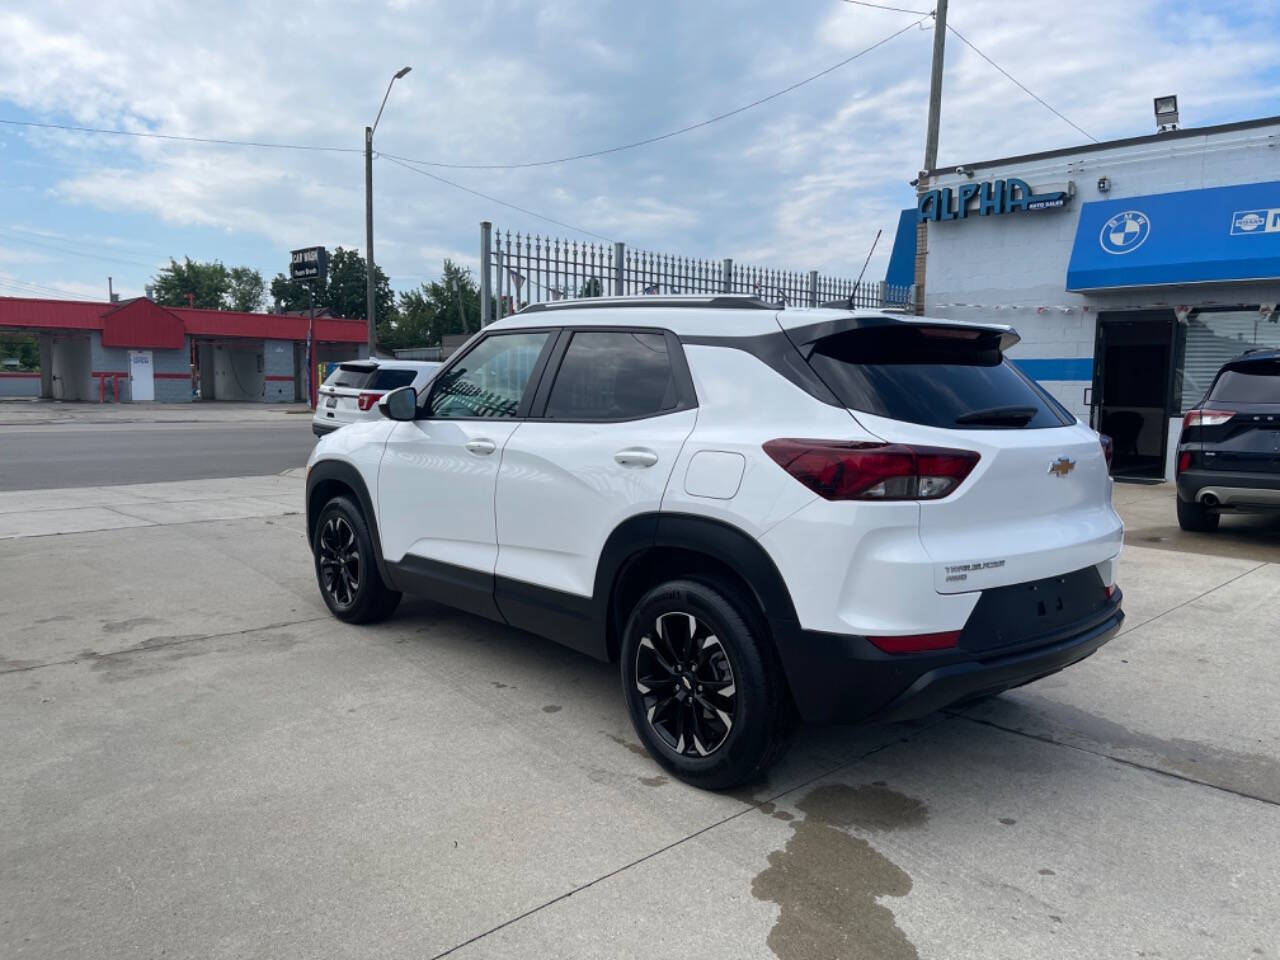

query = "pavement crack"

[
  {"left": 424, "top": 716, "right": 951, "bottom": 960},
  {"left": 1118, "top": 560, "right": 1267, "bottom": 636},
  {"left": 951, "top": 711, "right": 1280, "bottom": 809},
  {"left": 0, "top": 615, "right": 328, "bottom": 675}
]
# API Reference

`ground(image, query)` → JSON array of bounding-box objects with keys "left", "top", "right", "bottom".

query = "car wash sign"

[
  {"left": 917, "top": 178, "right": 1071, "bottom": 223},
  {"left": 290, "top": 246, "right": 328, "bottom": 283}
]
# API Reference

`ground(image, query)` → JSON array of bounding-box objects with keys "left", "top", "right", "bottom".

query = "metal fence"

[{"left": 478, "top": 221, "right": 912, "bottom": 324}]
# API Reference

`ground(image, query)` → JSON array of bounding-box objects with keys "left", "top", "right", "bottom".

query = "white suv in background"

[
  {"left": 312, "top": 359, "right": 441, "bottom": 437},
  {"left": 305, "top": 295, "right": 1124, "bottom": 788}
]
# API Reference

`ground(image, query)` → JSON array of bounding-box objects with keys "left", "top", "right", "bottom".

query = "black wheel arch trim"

[{"left": 305, "top": 459, "right": 397, "bottom": 590}]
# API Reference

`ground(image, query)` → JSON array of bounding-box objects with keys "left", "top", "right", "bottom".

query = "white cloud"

[{"left": 0, "top": 0, "right": 1276, "bottom": 299}]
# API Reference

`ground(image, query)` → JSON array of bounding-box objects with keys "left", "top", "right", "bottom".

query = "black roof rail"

[{"left": 517, "top": 295, "right": 776, "bottom": 314}]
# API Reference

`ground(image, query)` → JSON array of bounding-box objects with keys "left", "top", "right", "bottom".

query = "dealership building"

[
  {"left": 888, "top": 112, "right": 1280, "bottom": 481},
  {"left": 0, "top": 296, "right": 365, "bottom": 403}
]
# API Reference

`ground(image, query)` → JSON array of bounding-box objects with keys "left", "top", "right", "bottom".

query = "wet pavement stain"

[
  {"left": 100, "top": 616, "right": 161, "bottom": 634},
  {"left": 999, "top": 817, "right": 1017, "bottom": 826},
  {"left": 604, "top": 732, "right": 651, "bottom": 758},
  {"left": 541, "top": 705, "right": 562, "bottom": 714},
  {"left": 991, "top": 695, "right": 1280, "bottom": 803},
  {"left": 752, "top": 783, "right": 926, "bottom": 960},
  {"left": 638, "top": 774, "right": 668, "bottom": 787}
]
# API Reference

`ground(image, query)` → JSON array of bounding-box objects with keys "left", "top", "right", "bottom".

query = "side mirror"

[{"left": 378, "top": 386, "right": 418, "bottom": 422}]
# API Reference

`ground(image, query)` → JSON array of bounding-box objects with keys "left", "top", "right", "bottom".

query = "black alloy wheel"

[
  {"left": 620, "top": 578, "right": 789, "bottom": 790},
  {"left": 312, "top": 496, "right": 401, "bottom": 624},
  {"left": 635, "top": 612, "right": 737, "bottom": 757}
]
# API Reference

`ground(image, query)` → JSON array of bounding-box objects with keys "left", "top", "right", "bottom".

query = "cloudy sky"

[{"left": 1, "top": 0, "right": 1278, "bottom": 305}]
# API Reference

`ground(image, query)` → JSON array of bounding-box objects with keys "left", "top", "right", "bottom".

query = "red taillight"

[
  {"left": 1104, "top": 584, "right": 1119, "bottom": 602},
  {"left": 1183, "top": 409, "right": 1233, "bottom": 429},
  {"left": 763, "top": 440, "right": 979, "bottom": 501},
  {"left": 1099, "top": 433, "right": 1114, "bottom": 469},
  {"left": 1177, "top": 451, "right": 1191, "bottom": 474},
  {"left": 357, "top": 391, "right": 383, "bottom": 411},
  {"left": 867, "top": 630, "right": 961, "bottom": 654}
]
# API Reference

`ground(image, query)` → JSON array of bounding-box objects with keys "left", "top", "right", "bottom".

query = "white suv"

[
  {"left": 305, "top": 296, "right": 1124, "bottom": 788},
  {"left": 312, "top": 359, "right": 441, "bottom": 437}
]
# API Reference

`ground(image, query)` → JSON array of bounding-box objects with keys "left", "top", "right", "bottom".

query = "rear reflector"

[
  {"left": 1104, "top": 584, "right": 1119, "bottom": 602},
  {"left": 357, "top": 391, "right": 384, "bottom": 411},
  {"left": 1099, "top": 434, "right": 1114, "bottom": 469},
  {"left": 763, "top": 439, "right": 979, "bottom": 501},
  {"left": 867, "top": 630, "right": 961, "bottom": 654},
  {"left": 1177, "top": 451, "right": 1191, "bottom": 474},
  {"left": 1183, "top": 409, "right": 1234, "bottom": 429}
]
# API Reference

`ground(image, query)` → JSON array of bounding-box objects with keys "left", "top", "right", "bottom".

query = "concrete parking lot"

[{"left": 2, "top": 469, "right": 1277, "bottom": 959}]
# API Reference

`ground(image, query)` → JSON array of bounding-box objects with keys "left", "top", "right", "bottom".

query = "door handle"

[
  {"left": 465, "top": 438, "right": 497, "bottom": 456},
  {"left": 614, "top": 447, "right": 659, "bottom": 468}
]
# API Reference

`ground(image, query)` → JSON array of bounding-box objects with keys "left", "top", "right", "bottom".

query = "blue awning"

[{"left": 1066, "top": 180, "right": 1280, "bottom": 291}]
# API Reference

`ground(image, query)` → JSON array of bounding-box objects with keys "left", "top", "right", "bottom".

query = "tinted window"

[
  {"left": 1208, "top": 360, "right": 1280, "bottom": 403},
  {"left": 327, "top": 363, "right": 376, "bottom": 389},
  {"left": 806, "top": 325, "right": 1072, "bottom": 429},
  {"left": 370, "top": 368, "right": 417, "bottom": 390},
  {"left": 545, "top": 331, "right": 677, "bottom": 420},
  {"left": 429, "top": 332, "right": 549, "bottom": 419}
]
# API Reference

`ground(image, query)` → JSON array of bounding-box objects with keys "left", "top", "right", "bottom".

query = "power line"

[
  {"left": 4, "top": 17, "right": 922, "bottom": 176},
  {"left": 0, "top": 227, "right": 158, "bottom": 269},
  {"left": 945, "top": 24, "right": 1097, "bottom": 143},
  {"left": 380, "top": 155, "right": 613, "bottom": 242},
  {"left": 382, "top": 16, "right": 928, "bottom": 171},
  {"left": 0, "top": 276, "right": 97, "bottom": 300},
  {"left": 838, "top": 0, "right": 932, "bottom": 14},
  {"left": 0, "top": 117, "right": 360, "bottom": 154}
]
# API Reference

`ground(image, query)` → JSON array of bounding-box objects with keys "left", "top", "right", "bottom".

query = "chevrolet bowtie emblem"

[{"left": 1048, "top": 457, "right": 1076, "bottom": 477}]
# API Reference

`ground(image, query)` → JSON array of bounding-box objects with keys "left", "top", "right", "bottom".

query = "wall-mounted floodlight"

[{"left": 1154, "top": 95, "right": 1179, "bottom": 132}]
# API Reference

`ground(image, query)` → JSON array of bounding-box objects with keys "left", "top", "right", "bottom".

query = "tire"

[
  {"left": 1177, "top": 496, "right": 1220, "bottom": 533},
  {"left": 619, "top": 578, "right": 789, "bottom": 790},
  {"left": 313, "top": 495, "right": 402, "bottom": 624}
]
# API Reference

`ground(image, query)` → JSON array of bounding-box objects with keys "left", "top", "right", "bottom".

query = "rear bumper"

[
  {"left": 1176, "top": 468, "right": 1280, "bottom": 508},
  {"left": 773, "top": 591, "right": 1124, "bottom": 725},
  {"left": 312, "top": 421, "right": 341, "bottom": 438}
]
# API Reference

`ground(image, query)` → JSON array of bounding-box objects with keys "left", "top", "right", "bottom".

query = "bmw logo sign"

[{"left": 1099, "top": 211, "right": 1150, "bottom": 255}]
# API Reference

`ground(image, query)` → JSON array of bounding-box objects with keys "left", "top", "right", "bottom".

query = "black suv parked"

[{"left": 1175, "top": 348, "right": 1280, "bottom": 531}]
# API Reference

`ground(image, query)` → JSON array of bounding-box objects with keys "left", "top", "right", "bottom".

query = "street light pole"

[{"left": 365, "top": 65, "right": 412, "bottom": 359}]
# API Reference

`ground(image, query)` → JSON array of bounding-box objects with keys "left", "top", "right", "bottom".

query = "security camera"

[{"left": 955, "top": 165, "right": 973, "bottom": 178}]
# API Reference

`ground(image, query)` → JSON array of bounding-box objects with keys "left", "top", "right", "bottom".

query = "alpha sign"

[
  {"left": 290, "top": 246, "right": 328, "bottom": 283},
  {"left": 917, "top": 177, "right": 1070, "bottom": 223}
]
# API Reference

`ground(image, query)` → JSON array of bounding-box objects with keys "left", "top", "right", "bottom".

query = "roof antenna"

[{"left": 850, "top": 228, "right": 882, "bottom": 310}]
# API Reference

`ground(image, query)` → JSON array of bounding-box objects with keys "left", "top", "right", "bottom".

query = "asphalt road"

[{"left": 0, "top": 421, "right": 316, "bottom": 490}]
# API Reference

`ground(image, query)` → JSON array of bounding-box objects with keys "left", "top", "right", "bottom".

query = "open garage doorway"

[
  {"left": 50, "top": 335, "right": 91, "bottom": 401},
  {"left": 192, "top": 339, "right": 264, "bottom": 401}
]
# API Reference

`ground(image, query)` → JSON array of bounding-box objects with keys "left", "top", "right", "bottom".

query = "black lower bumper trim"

[
  {"left": 312, "top": 421, "right": 340, "bottom": 437},
  {"left": 773, "top": 594, "right": 1124, "bottom": 725}
]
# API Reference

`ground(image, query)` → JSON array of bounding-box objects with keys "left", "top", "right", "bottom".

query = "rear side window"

[
  {"left": 370, "top": 368, "right": 417, "bottom": 390},
  {"left": 545, "top": 331, "right": 678, "bottom": 420},
  {"left": 327, "top": 363, "right": 376, "bottom": 389},
  {"left": 806, "top": 325, "right": 1072, "bottom": 429},
  {"left": 1208, "top": 360, "right": 1280, "bottom": 404}
]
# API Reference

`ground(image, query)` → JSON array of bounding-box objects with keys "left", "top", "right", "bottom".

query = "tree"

[
  {"left": 380, "top": 259, "right": 480, "bottom": 349},
  {"left": 152, "top": 258, "right": 230, "bottom": 309},
  {"left": 152, "top": 258, "right": 265, "bottom": 311},
  {"left": 0, "top": 333, "right": 40, "bottom": 370},
  {"left": 578, "top": 277, "right": 603, "bottom": 298},
  {"left": 228, "top": 266, "right": 265, "bottom": 312},
  {"left": 269, "top": 272, "right": 312, "bottom": 313},
  {"left": 326, "top": 246, "right": 393, "bottom": 323}
]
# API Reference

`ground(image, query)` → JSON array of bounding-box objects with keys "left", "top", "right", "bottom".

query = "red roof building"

[{"left": 0, "top": 296, "right": 366, "bottom": 403}]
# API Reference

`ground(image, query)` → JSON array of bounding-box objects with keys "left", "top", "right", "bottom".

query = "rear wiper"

[{"left": 954, "top": 405, "right": 1038, "bottom": 426}]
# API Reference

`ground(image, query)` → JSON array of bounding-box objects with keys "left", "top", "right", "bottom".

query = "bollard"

[
  {"left": 99, "top": 375, "right": 105, "bottom": 403},
  {"left": 112, "top": 375, "right": 121, "bottom": 403}
]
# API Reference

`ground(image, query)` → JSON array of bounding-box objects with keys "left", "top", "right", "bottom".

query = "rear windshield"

[
  {"left": 325, "top": 363, "right": 376, "bottom": 389},
  {"left": 1208, "top": 360, "right": 1280, "bottom": 404},
  {"left": 370, "top": 368, "right": 418, "bottom": 391},
  {"left": 805, "top": 325, "right": 1073, "bottom": 429}
]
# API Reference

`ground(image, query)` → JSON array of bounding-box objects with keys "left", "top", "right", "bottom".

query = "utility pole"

[
  {"left": 365, "top": 125, "right": 376, "bottom": 358},
  {"left": 365, "top": 66, "right": 412, "bottom": 359},
  {"left": 915, "top": 0, "right": 948, "bottom": 314},
  {"left": 923, "top": 0, "right": 948, "bottom": 173},
  {"left": 452, "top": 277, "right": 467, "bottom": 333}
]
